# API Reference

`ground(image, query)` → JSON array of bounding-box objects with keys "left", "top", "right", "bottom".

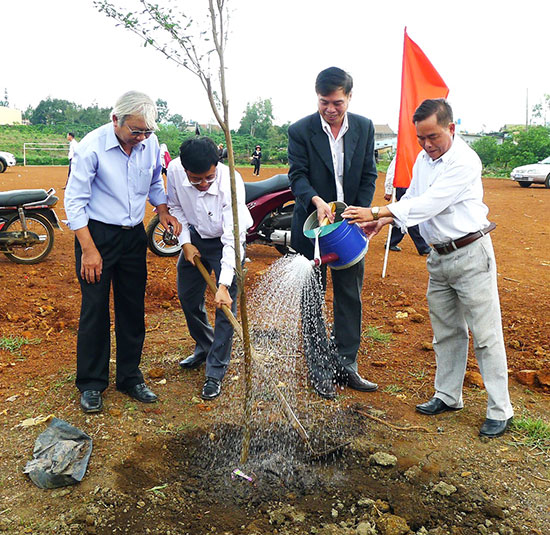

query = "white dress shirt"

[
  {"left": 388, "top": 136, "right": 489, "bottom": 245},
  {"left": 384, "top": 156, "right": 396, "bottom": 196},
  {"left": 320, "top": 113, "right": 349, "bottom": 202},
  {"left": 68, "top": 139, "right": 78, "bottom": 160},
  {"left": 166, "top": 158, "right": 252, "bottom": 287}
]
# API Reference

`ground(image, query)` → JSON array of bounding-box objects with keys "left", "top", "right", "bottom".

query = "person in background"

[
  {"left": 167, "top": 137, "right": 252, "bottom": 400},
  {"left": 288, "top": 66, "right": 379, "bottom": 400},
  {"left": 64, "top": 132, "right": 78, "bottom": 188},
  {"left": 64, "top": 90, "right": 181, "bottom": 414},
  {"left": 160, "top": 143, "right": 171, "bottom": 177},
  {"left": 383, "top": 156, "right": 430, "bottom": 255},
  {"left": 343, "top": 98, "right": 513, "bottom": 438},
  {"left": 251, "top": 145, "right": 261, "bottom": 176},
  {"left": 217, "top": 143, "right": 227, "bottom": 163}
]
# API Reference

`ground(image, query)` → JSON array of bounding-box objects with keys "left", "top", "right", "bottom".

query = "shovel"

[{"left": 193, "top": 256, "right": 349, "bottom": 459}]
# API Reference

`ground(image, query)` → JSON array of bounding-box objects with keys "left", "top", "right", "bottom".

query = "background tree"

[
  {"left": 156, "top": 98, "right": 169, "bottom": 123},
  {"left": 238, "top": 98, "right": 274, "bottom": 138},
  {"left": 532, "top": 94, "right": 550, "bottom": 126}
]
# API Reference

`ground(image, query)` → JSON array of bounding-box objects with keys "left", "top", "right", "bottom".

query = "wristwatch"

[{"left": 371, "top": 206, "right": 380, "bottom": 220}]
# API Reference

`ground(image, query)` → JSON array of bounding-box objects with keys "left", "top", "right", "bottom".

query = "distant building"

[
  {"left": 0, "top": 107, "right": 22, "bottom": 125},
  {"left": 374, "top": 124, "right": 395, "bottom": 140}
]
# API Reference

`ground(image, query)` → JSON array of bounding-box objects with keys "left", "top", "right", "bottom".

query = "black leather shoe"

[
  {"left": 80, "top": 390, "right": 103, "bottom": 413},
  {"left": 419, "top": 249, "right": 431, "bottom": 256},
  {"left": 479, "top": 417, "right": 513, "bottom": 438},
  {"left": 201, "top": 377, "right": 221, "bottom": 400},
  {"left": 312, "top": 379, "right": 336, "bottom": 400},
  {"left": 179, "top": 354, "right": 206, "bottom": 369},
  {"left": 389, "top": 245, "right": 401, "bottom": 252},
  {"left": 416, "top": 397, "right": 461, "bottom": 415},
  {"left": 123, "top": 383, "right": 158, "bottom": 403},
  {"left": 344, "top": 370, "right": 378, "bottom": 392}
]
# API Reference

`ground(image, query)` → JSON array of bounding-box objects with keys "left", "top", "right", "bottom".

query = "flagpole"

[{"left": 381, "top": 188, "right": 396, "bottom": 278}]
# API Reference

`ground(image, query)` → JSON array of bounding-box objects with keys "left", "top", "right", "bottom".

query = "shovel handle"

[{"left": 194, "top": 256, "right": 243, "bottom": 338}]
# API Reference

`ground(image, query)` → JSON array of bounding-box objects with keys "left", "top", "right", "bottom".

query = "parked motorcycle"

[
  {"left": 0, "top": 188, "right": 61, "bottom": 264},
  {"left": 146, "top": 173, "right": 295, "bottom": 257}
]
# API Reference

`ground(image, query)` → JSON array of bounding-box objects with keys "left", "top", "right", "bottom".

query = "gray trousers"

[
  {"left": 176, "top": 230, "right": 238, "bottom": 381},
  {"left": 426, "top": 235, "right": 513, "bottom": 420}
]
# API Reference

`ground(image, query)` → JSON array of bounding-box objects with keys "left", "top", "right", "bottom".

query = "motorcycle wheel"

[
  {"left": 146, "top": 214, "right": 182, "bottom": 257},
  {"left": 3, "top": 213, "right": 55, "bottom": 264}
]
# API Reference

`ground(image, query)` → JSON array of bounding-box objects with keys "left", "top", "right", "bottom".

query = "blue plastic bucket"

[{"left": 303, "top": 201, "right": 368, "bottom": 270}]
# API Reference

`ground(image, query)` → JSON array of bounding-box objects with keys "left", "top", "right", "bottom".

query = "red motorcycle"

[{"left": 146, "top": 173, "right": 295, "bottom": 257}]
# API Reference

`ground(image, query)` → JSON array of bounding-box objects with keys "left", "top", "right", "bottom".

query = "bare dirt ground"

[{"left": 0, "top": 165, "right": 549, "bottom": 535}]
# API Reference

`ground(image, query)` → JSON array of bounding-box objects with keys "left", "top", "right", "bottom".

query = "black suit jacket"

[{"left": 288, "top": 112, "right": 378, "bottom": 258}]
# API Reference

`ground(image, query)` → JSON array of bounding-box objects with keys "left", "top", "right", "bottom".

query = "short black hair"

[
  {"left": 413, "top": 98, "right": 453, "bottom": 126},
  {"left": 179, "top": 137, "right": 220, "bottom": 173},
  {"left": 68, "top": 132, "right": 74, "bottom": 138},
  {"left": 315, "top": 67, "right": 353, "bottom": 96}
]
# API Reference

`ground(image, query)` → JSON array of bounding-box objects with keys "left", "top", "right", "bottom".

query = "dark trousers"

[
  {"left": 390, "top": 187, "right": 430, "bottom": 253},
  {"left": 301, "top": 257, "right": 365, "bottom": 386},
  {"left": 253, "top": 161, "right": 260, "bottom": 175},
  {"left": 176, "top": 230, "right": 238, "bottom": 381},
  {"left": 75, "top": 220, "right": 147, "bottom": 392}
]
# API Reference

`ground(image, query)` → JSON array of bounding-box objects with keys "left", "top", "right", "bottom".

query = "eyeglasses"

[
  {"left": 125, "top": 124, "right": 154, "bottom": 138},
  {"left": 188, "top": 171, "right": 218, "bottom": 186}
]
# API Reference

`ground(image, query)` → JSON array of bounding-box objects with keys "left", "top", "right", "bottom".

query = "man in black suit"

[{"left": 288, "top": 66, "right": 378, "bottom": 399}]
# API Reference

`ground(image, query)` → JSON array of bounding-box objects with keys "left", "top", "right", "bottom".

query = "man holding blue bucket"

[
  {"left": 343, "top": 99, "right": 513, "bottom": 438},
  {"left": 288, "top": 66, "right": 379, "bottom": 399}
]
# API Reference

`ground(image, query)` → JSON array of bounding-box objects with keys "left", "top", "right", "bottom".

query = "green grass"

[
  {"left": 511, "top": 416, "right": 550, "bottom": 453},
  {"left": 0, "top": 335, "right": 41, "bottom": 355},
  {"left": 382, "top": 384, "right": 404, "bottom": 395},
  {"left": 363, "top": 325, "right": 392, "bottom": 344}
]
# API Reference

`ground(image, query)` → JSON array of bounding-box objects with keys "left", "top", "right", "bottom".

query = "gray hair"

[{"left": 111, "top": 90, "right": 158, "bottom": 130}]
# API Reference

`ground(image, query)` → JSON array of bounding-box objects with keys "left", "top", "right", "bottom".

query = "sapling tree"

[{"left": 94, "top": 0, "right": 255, "bottom": 462}]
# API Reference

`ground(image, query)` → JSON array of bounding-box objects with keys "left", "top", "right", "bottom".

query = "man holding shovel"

[
  {"left": 288, "top": 66, "right": 379, "bottom": 399},
  {"left": 342, "top": 98, "right": 513, "bottom": 438},
  {"left": 166, "top": 137, "right": 252, "bottom": 400}
]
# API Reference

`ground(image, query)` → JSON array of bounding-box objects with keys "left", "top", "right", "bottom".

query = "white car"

[
  {"left": 0, "top": 150, "right": 16, "bottom": 173},
  {"left": 510, "top": 156, "right": 550, "bottom": 188}
]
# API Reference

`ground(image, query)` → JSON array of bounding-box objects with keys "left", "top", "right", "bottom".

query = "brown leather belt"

[{"left": 432, "top": 222, "right": 496, "bottom": 255}]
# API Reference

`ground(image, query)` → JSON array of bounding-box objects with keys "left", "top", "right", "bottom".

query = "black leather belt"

[{"left": 432, "top": 222, "right": 496, "bottom": 255}]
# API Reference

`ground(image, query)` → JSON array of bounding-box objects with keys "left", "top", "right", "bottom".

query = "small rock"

[
  {"left": 392, "top": 324, "right": 405, "bottom": 334},
  {"left": 369, "top": 452, "right": 397, "bottom": 467},
  {"left": 464, "top": 371, "right": 484, "bottom": 388},
  {"left": 147, "top": 367, "right": 165, "bottom": 379},
  {"left": 420, "top": 341, "right": 433, "bottom": 351},
  {"left": 410, "top": 313, "right": 424, "bottom": 323},
  {"left": 515, "top": 370, "right": 537, "bottom": 386},
  {"left": 536, "top": 369, "right": 550, "bottom": 386},
  {"left": 357, "top": 498, "right": 375, "bottom": 508},
  {"left": 375, "top": 513, "right": 410, "bottom": 535},
  {"left": 356, "top": 521, "right": 376, "bottom": 535},
  {"left": 404, "top": 465, "right": 422, "bottom": 481},
  {"left": 433, "top": 481, "right": 457, "bottom": 496},
  {"left": 371, "top": 361, "right": 387, "bottom": 367},
  {"left": 331, "top": 508, "right": 338, "bottom": 518},
  {"left": 374, "top": 500, "right": 391, "bottom": 513}
]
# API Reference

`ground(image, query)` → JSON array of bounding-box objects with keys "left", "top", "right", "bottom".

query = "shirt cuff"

[
  {"left": 218, "top": 267, "right": 235, "bottom": 288},
  {"left": 178, "top": 226, "right": 191, "bottom": 245},
  {"left": 68, "top": 213, "right": 90, "bottom": 231}
]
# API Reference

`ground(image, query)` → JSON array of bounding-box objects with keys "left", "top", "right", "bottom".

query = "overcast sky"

[{"left": 3, "top": 0, "right": 549, "bottom": 133}]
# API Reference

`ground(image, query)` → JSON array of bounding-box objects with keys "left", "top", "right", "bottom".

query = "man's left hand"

[
  {"left": 156, "top": 205, "right": 182, "bottom": 236},
  {"left": 358, "top": 217, "right": 393, "bottom": 239},
  {"left": 215, "top": 284, "right": 232, "bottom": 309}
]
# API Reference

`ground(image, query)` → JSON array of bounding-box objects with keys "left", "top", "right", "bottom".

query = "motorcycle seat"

[
  {"left": 245, "top": 174, "right": 289, "bottom": 204},
  {"left": 0, "top": 189, "right": 50, "bottom": 206}
]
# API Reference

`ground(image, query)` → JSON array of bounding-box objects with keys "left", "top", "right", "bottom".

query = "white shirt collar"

[{"left": 319, "top": 112, "right": 349, "bottom": 141}]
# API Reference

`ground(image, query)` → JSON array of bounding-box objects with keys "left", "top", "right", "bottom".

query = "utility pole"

[{"left": 525, "top": 88, "right": 529, "bottom": 128}]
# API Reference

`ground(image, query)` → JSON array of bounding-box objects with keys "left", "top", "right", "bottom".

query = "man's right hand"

[
  {"left": 81, "top": 247, "right": 103, "bottom": 284},
  {"left": 183, "top": 243, "right": 200, "bottom": 265},
  {"left": 312, "top": 196, "right": 335, "bottom": 225}
]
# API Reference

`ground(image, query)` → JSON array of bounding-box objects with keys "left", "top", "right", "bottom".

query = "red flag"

[{"left": 394, "top": 29, "right": 449, "bottom": 188}]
